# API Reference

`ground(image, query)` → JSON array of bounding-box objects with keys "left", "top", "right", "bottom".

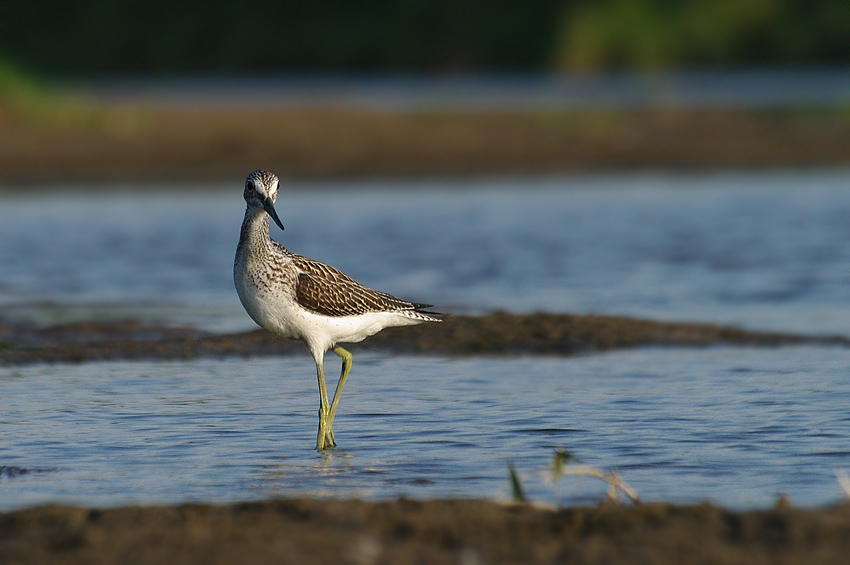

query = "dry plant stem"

[{"left": 559, "top": 465, "right": 640, "bottom": 504}]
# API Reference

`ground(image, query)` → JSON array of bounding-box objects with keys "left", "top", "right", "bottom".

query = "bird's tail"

[{"left": 408, "top": 303, "right": 443, "bottom": 322}]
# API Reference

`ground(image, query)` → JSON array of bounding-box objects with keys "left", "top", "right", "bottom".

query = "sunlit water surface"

[
  {"left": 3, "top": 347, "right": 850, "bottom": 511},
  {"left": 1, "top": 170, "right": 850, "bottom": 336},
  {"left": 2, "top": 171, "right": 850, "bottom": 510}
]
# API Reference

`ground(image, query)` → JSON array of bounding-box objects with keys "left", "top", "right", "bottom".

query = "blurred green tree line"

[{"left": 1, "top": 0, "right": 847, "bottom": 76}]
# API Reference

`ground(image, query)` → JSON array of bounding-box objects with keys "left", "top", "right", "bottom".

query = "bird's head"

[{"left": 244, "top": 170, "right": 285, "bottom": 231}]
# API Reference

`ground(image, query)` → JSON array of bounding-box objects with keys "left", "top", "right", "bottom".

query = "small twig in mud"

[
  {"left": 508, "top": 450, "right": 639, "bottom": 506},
  {"left": 555, "top": 465, "right": 640, "bottom": 505}
]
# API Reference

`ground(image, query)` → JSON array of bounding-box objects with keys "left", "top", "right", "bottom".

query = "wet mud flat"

[
  {"left": 3, "top": 498, "right": 850, "bottom": 564},
  {"left": 0, "top": 312, "right": 844, "bottom": 366}
]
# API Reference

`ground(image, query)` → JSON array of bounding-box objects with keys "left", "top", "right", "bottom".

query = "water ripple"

[
  {"left": 4, "top": 172, "right": 850, "bottom": 336},
  {"left": 2, "top": 346, "right": 850, "bottom": 510}
]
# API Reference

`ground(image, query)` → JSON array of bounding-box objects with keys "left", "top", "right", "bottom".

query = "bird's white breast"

[{"left": 235, "top": 254, "right": 299, "bottom": 340}]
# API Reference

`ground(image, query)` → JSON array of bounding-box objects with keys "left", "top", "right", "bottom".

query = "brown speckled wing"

[{"left": 294, "top": 258, "right": 416, "bottom": 317}]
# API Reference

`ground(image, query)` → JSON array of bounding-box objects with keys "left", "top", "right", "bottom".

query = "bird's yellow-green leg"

[
  {"left": 315, "top": 361, "right": 334, "bottom": 451},
  {"left": 315, "top": 346, "right": 353, "bottom": 450},
  {"left": 327, "top": 346, "right": 353, "bottom": 430}
]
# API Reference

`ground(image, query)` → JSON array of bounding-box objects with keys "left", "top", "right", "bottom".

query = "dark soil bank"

[
  {"left": 0, "top": 312, "right": 843, "bottom": 366},
  {"left": 3, "top": 499, "right": 850, "bottom": 565},
  {"left": 2, "top": 107, "right": 850, "bottom": 184}
]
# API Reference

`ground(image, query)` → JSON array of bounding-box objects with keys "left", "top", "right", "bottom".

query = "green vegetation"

[
  {"left": 0, "top": 56, "right": 99, "bottom": 127},
  {"left": 508, "top": 461, "right": 527, "bottom": 503},
  {"left": 0, "top": 58, "right": 42, "bottom": 107},
  {"left": 0, "top": 1, "right": 561, "bottom": 74},
  {"left": 0, "top": 57, "right": 63, "bottom": 123},
  {"left": 1, "top": 0, "right": 847, "bottom": 75},
  {"left": 554, "top": 0, "right": 850, "bottom": 70}
]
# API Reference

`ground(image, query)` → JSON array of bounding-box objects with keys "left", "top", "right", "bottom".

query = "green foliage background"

[{"left": 1, "top": 0, "right": 847, "bottom": 75}]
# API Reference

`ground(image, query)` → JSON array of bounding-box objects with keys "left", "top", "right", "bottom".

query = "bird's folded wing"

[{"left": 294, "top": 259, "right": 416, "bottom": 317}]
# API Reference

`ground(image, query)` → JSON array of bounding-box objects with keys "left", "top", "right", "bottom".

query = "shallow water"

[
  {"left": 86, "top": 70, "right": 850, "bottom": 110},
  {"left": 3, "top": 346, "right": 850, "bottom": 511},
  {"left": 3, "top": 171, "right": 850, "bottom": 511},
  {"left": 2, "top": 170, "right": 850, "bottom": 336}
]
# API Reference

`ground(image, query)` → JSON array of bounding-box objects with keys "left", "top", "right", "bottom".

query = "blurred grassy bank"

[
  {"left": 3, "top": 59, "right": 849, "bottom": 184},
  {"left": 3, "top": 1, "right": 848, "bottom": 184},
  {"left": 1, "top": 101, "right": 849, "bottom": 184}
]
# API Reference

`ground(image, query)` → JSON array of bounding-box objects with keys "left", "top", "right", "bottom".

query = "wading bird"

[{"left": 234, "top": 170, "right": 441, "bottom": 450}]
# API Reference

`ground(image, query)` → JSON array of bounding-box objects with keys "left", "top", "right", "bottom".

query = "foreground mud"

[
  {"left": 0, "top": 312, "right": 844, "bottom": 366},
  {"left": 2, "top": 498, "right": 850, "bottom": 564}
]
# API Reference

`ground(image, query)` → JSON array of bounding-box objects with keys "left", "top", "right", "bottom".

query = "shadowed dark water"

[{"left": 2, "top": 347, "right": 850, "bottom": 511}]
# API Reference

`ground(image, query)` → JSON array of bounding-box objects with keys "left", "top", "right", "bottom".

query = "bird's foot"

[
  {"left": 316, "top": 412, "right": 337, "bottom": 451},
  {"left": 316, "top": 433, "right": 336, "bottom": 451}
]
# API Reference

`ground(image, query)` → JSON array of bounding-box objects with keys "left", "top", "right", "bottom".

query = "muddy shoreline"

[
  {"left": 0, "top": 312, "right": 844, "bottom": 366},
  {"left": 3, "top": 498, "right": 850, "bottom": 564},
  {"left": 2, "top": 106, "right": 849, "bottom": 184}
]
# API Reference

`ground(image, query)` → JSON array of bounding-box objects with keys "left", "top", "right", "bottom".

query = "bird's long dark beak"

[{"left": 263, "top": 198, "right": 285, "bottom": 231}]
